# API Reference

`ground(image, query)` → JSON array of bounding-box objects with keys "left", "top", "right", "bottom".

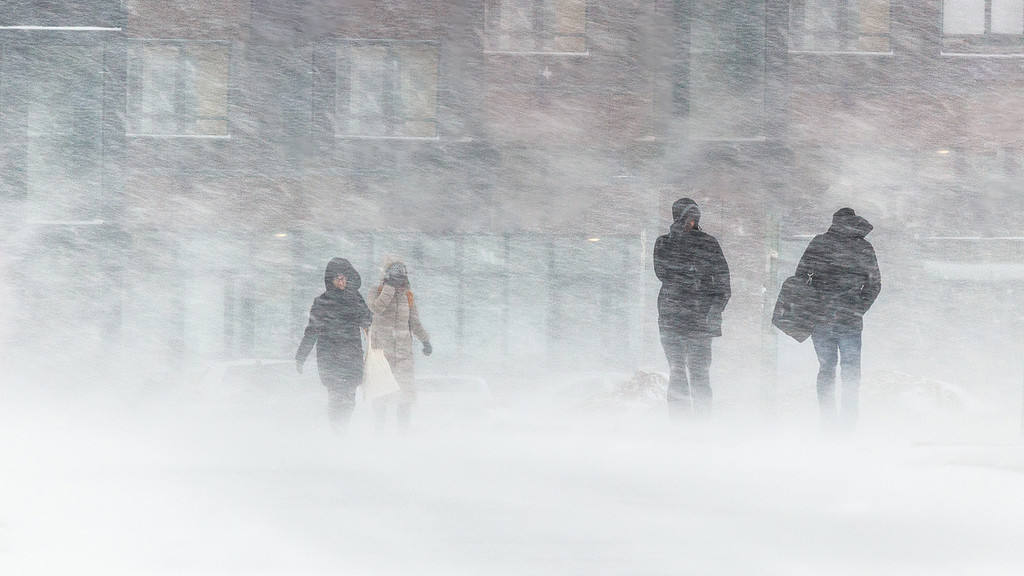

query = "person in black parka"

[
  {"left": 296, "top": 257, "right": 373, "bottom": 430},
  {"left": 796, "top": 208, "right": 881, "bottom": 428},
  {"left": 654, "top": 198, "right": 731, "bottom": 416}
]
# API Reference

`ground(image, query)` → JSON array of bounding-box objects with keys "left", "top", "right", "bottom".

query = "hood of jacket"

[
  {"left": 324, "top": 257, "right": 361, "bottom": 292},
  {"left": 671, "top": 198, "right": 701, "bottom": 229},
  {"left": 828, "top": 207, "right": 873, "bottom": 238},
  {"left": 378, "top": 257, "right": 410, "bottom": 286}
]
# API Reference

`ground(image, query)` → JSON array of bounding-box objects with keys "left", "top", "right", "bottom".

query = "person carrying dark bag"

[
  {"left": 654, "top": 198, "right": 731, "bottom": 417},
  {"left": 773, "top": 274, "right": 823, "bottom": 343},
  {"left": 791, "top": 208, "right": 881, "bottom": 430}
]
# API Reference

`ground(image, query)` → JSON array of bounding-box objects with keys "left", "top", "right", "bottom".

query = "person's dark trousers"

[
  {"left": 811, "top": 325, "right": 862, "bottom": 428},
  {"left": 660, "top": 331, "right": 713, "bottom": 415},
  {"left": 324, "top": 377, "right": 359, "bottom": 432}
]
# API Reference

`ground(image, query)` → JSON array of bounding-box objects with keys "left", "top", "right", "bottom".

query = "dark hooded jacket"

[
  {"left": 296, "top": 258, "right": 373, "bottom": 384},
  {"left": 795, "top": 208, "right": 881, "bottom": 332},
  {"left": 654, "top": 200, "right": 732, "bottom": 337}
]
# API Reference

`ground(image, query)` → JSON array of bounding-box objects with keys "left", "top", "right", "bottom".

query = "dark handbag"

[{"left": 772, "top": 275, "right": 822, "bottom": 343}]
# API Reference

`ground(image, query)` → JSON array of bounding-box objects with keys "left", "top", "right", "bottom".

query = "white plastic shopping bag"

[{"left": 362, "top": 331, "right": 400, "bottom": 401}]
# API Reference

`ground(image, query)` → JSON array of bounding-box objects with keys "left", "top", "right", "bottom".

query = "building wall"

[{"left": 2, "top": 1, "right": 1022, "bottom": 393}]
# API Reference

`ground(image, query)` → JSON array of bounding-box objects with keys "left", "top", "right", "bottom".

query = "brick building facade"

[{"left": 2, "top": 1, "right": 1021, "bottom": 395}]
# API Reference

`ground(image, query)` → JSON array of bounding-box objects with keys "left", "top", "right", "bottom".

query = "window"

[
  {"left": 19, "top": 45, "right": 104, "bottom": 221},
  {"left": 688, "top": 0, "right": 765, "bottom": 139},
  {"left": 943, "top": 0, "right": 1024, "bottom": 52},
  {"left": 484, "top": 0, "right": 587, "bottom": 54},
  {"left": 127, "top": 41, "right": 229, "bottom": 136},
  {"left": 789, "top": 0, "right": 892, "bottom": 52},
  {"left": 786, "top": 0, "right": 892, "bottom": 52},
  {"left": 792, "top": 0, "right": 892, "bottom": 52},
  {"left": 336, "top": 42, "right": 439, "bottom": 138}
]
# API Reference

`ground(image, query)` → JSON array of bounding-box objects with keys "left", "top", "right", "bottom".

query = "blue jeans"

[
  {"left": 660, "top": 332, "right": 713, "bottom": 415},
  {"left": 811, "top": 325, "right": 862, "bottom": 427}
]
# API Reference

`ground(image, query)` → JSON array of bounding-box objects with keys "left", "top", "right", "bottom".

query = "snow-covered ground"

[{"left": 2, "top": 376, "right": 1023, "bottom": 576}]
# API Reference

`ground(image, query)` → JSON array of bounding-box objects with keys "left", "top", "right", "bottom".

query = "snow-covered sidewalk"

[{"left": 1, "top": 385, "right": 1022, "bottom": 575}]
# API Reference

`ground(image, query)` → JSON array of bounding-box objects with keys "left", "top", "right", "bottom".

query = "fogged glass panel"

[
  {"left": 127, "top": 42, "right": 229, "bottom": 136},
  {"left": 180, "top": 236, "right": 244, "bottom": 363},
  {"left": 789, "top": 0, "right": 891, "bottom": 52},
  {"left": 371, "top": 232, "right": 420, "bottom": 277},
  {"left": 342, "top": 45, "right": 388, "bottom": 137},
  {"left": 690, "top": 0, "right": 765, "bottom": 139},
  {"left": 395, "top": 45, "right": 439, "bottom": 137},
  {"left": 484, "top": 0, "right": 587, "bottom": 53},
  {"left": 302, "top": 231, "right": 374, "bottom": 301},
  {"left": 421, "top": 235, "right": 460, "bottom": 272},
  {"left": 506, "top": 236, "right": 550, "bottom": 362},
  {"left": 495, "top": 0, "right": 534, "bottom": 51},
  {"left": 412, "top": 236, "right": 460, "bottom": 369},
  {"left": 462, "top": 235, "right": 505, "bottom": 276},
  {"left": 805, "top": 0, "right": 841, "bottom": 44},
  {"left": 129, "top": 44, "right": 178, "bottom": 134},
  {"left": 189, "top": 44, "right": 230, "bottom": 135},
  {"left": 23, "top": 45, "right": 103, "bottom": 221},
  {"left": 249, "top": 236, "right": 295, "bottom": 358},
  {"left": 415, "top": 275, "right": 460, "bottom": 368},
  {"left": 548, "top": 237, "right": 635, "bottom": 370},
  {"left": 992, "top": 0, "right": 1024, "bottom": 34},
  {"left": 252, "top": 288, "right": 293, "bottom": 357},
  {"left": 858, "top": 0, "right": 892, "bottom": 51},
  {"left": 552, "top": 0, "right": 587, "bottom": 52},
  {"left": 943, "top": 0, "right": 986, "bottom": 34},
  {"left": 689, "top": 50, "right": 764, "bottom": 140},
  {"left": 460, "top": 236, "right": 507, "bottom": 366},
  {"left": 690, "top": 0, "right": 765, "bottom": 52},
  {"left": 337, "top": 43, "right": 438, "bottom": 138}
]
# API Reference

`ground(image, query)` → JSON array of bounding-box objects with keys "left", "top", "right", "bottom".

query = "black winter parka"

[
  {"left": 795, "top": 211, "right": 881, "bottom": 333},
  {"left": 654, "top": 221, "right": 732, "bottom": 337},
  {"left": 296, "top": 258, "right": 373, "bottom": 385}
]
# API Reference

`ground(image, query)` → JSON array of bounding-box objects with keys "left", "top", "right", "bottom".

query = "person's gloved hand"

[
  {"left": 422, "top": 341, "right": 432, "bottom": 356},
  {"left": 384, "top": 263, "right": 408, "bottom": 288},
  {"left": 296, "top": 359, "right": 304, "bottom": 374}
]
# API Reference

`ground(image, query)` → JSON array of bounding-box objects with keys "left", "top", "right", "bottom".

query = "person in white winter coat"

[{"left": 368, "top": 260, "right": 431, "bottom": 429}]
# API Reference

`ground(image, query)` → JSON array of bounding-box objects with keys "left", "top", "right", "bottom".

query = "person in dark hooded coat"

[
  {"left": 654, "top": 198, "right": 731, "bottom": 415},
  {"left": 296, "top": 257, "right": 373, "bottom": 430},
  {"left": 796, "top": 208, "right": 881, "bottom": 428}
]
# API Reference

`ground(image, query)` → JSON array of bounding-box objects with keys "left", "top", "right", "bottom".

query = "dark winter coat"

[
  {"left": 795, "top": 209, "right": 881, "bottom": 333},
  {"left": 296, "top": 258, "right": 373, "bottom": 385},
  {"left": 654, "top": 220, "right": 732, "bottom": 337}
]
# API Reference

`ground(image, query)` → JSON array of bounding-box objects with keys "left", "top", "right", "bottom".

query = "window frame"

[
  {"left": 788, "top": 0, "right": 894, "bottom": 54},
  {"left": 942, "top": 0, "right": 1024, "bottom": 54},
  {"left": 334, "top": 39, "right": 441, "bottom": 141},
  {"left": 125, "top": 38, "right": 232, "bottom": 139},
  {"left": 482, "top": 0, "right": 590, "bottom": 56}
]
